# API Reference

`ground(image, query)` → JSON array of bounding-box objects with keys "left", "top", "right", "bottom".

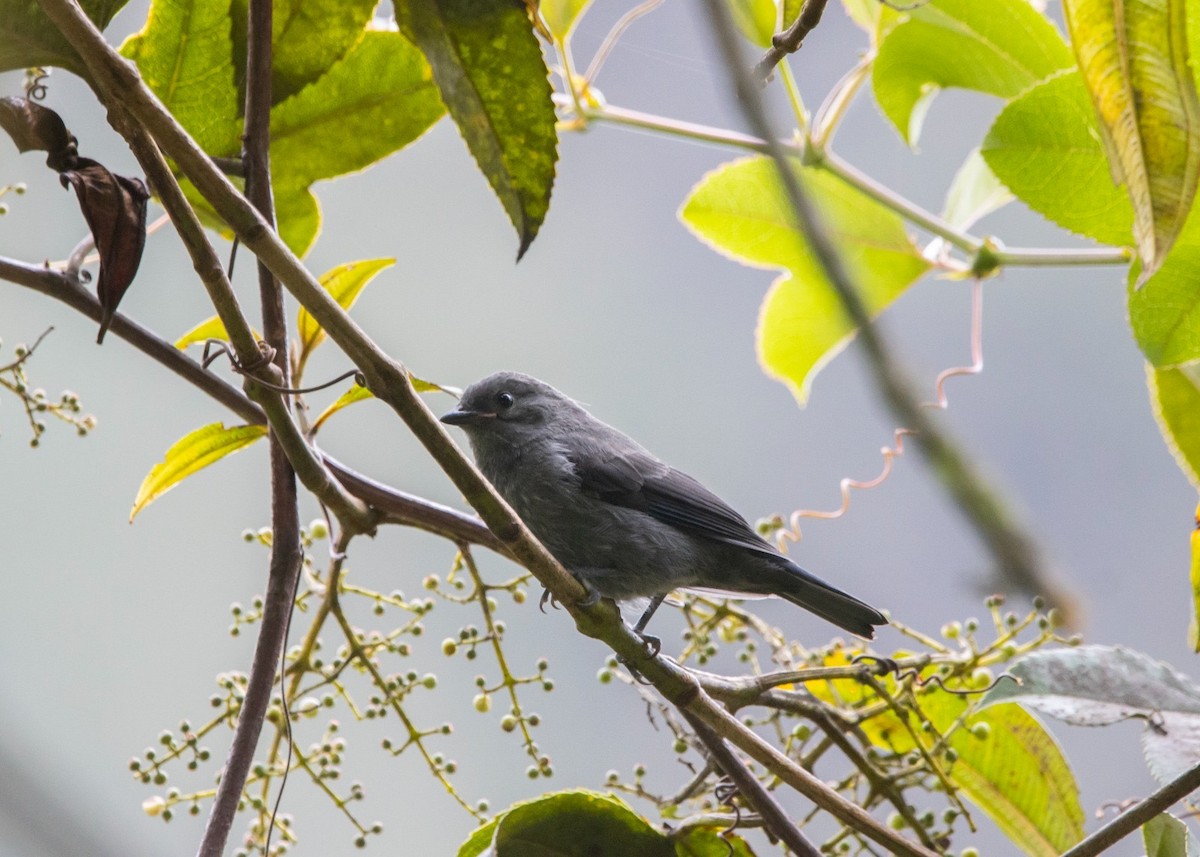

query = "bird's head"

[{"left": 440, "top": 371, "right": 580, "bottom": 447}]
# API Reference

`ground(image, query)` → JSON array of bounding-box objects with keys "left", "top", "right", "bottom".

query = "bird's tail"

[{"left": 763, "top": 560, "right": 887, "bottom": 640}]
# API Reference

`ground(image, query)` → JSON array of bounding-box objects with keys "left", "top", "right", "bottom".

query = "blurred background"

[{"left": 0, "top": 1, "right": 1191, "bottom": 854}]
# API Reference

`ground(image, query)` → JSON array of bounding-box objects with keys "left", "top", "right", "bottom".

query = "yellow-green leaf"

[
  {"left": 680, "top": 156, "right": 930, "bottom": 404},
  {"left": 729, "top": 0, "right": 778, "bottom": 47},
  {"left": 175, "top": 315, "right": 230, "bottom": 350},
  {"left": 297, "top": 258, "right": 395, "bottom": 364},
  {"left": 312, "top": 384, "right": 374, "bottom": 433},
  {"left": 1147, "top": 363, "right": 1200, "bottom": 487},
  {"left": 131, "top": 423, "right": 267, "bottom": 520},
  {"left": 924, "top": 695, "right": 1085, "bottom": 856},
  {"left": 1063, "top": 0, "right": 1200, "bottom": 282},
  {"left": 540, "top": 0, "right": 593, "bottom": 40}
]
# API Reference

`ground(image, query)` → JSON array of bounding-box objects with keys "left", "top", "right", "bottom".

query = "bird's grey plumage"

[{"left": 441, "top": 371, "right": 886, "bottom": 639}]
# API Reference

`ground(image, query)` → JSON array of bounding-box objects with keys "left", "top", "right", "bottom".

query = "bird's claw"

[
  {"left": 538, "top": 588, "right": 560, "bottom": 613},
  {"left": 638, "top": 632, "right": 661, "bottom": 658},
  {"left": 576, "top": 580, "right": 601, "bottom": 608}
]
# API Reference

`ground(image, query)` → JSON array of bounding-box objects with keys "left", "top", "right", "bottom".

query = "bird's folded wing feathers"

[{"left": 570, "top": 448, "right": 783, "bottom": 561}]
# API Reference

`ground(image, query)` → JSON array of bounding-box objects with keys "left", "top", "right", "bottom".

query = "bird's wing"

[{"left": 570, "top": 445, "right": 782, "bottom": 560}]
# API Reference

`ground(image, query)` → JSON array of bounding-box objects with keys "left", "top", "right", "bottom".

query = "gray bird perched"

[{"left": 440, "top": 371, "right": 886, "bottom": 641}]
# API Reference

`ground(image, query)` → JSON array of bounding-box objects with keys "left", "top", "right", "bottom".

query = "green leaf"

[
  {"left": 982, "top": 70, "right": 1135, "bottom": 246},
  {"left": 872, "top": 0, "right": 1072, "bottom": 144},
  {"left": 980, "top": 645, "right": 1200, "bottom": 789},
  {"left": 398, "top": 0, "right": 558, "bottom": 259},
  {"left": 268, "top": 28, "right": 446, "bottom": 255},
  {"left": 941, "top": 147, "right": 1013, "bottom": 231},
  {"left": 131, "top": 422, "right": 267, "bottom": 520},
  {"left": 1147, "top": 363, "right": 1200, "bottom": 487},
  {"left": 982, "top": 645, "right": 1200, "bottom": 721},
  {"left": 312, "top": 384, "right": 374, "bottom": 434},
  {"left": 230, "top": 0, "right": 377, "bottom": 102},
  {"left": 0, "top": 0, "right": 127, "bottom": 77},
  {"left": 492, "top": 790, "right": 674, "bottom": 857},
  {"left": 1063, "top": 0, "right": 1200, "bottom": 282},
  {"left": 1129, "top": 203, "right": 1200, "bottom": 366},
  {"left": 673, "top": 827, "right": 759, "bottom": 856},
  {"left": 925, "top": 695, "right": 1084, "bottom": 856},
  {"left": 540, "top": 0, "right": 594, "bottom": 40},
  {"left": 680, "top": 155, "right": 930, "bottom": 404},
  {"left": 456, "top": 819, "right": 498, "bottom": 857},
  {"left": 728, "top": 0, "right": 778, "bottom": 47},
  {"left": 175, "top": 315, "right": 230, "bottom": 350},
  {"left": 297, "top": 258, "right": 395, "bottom": 363},
  {"left": 1145, "top": 813, "right": 1193, "bottom": 857},
  {"left": 838, "top": 0, "right": 881, "bottom": 35},
  {"left": 120, "top": 0, "right": 242, "bottom": 156}
]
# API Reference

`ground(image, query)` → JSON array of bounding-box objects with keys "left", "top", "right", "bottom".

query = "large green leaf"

[
  {"left": 982, "top": 70, "right": 1135, "bottom": 247},
  {"left": 982, "top": 645, "right": 1200, "bottom": 789},
  {"left": 0, "top": 0, "right": 127, "bottom": 77},
  {"left": 925, "top": 695, "right": 1084, "bottom": 857},
  {"left": 268, "top": 28, "right": 446, "bottom": 254},
  {"left": 872, "top": 0, "right": 1072, "bottom": 144},
  {"left": 229, "top": 0, "right": 377, "bottom": 102},
  {"left": 120, "top": 0, "right": 241, "bottom": 156},
  {"left": 1129, "top": 202, "right": 1200, "bottom": 366},
  {"left": 1063, "top": 0, "right": 1200, "bottom": 282},
  {"left": 680, "top": 156, "right": 929, "bottom": 404},
  {"left": 398, "top": 0, "right": 558, "bottom": 259},
  {"left": 131, "top": 422, "right": 267, "bottom": 520},
  {"left": 1148, "top": 364, "right": 1200, "bottom": 487},
  {"left": 492, "top": 790, "right": 673, "bottom": 857}
]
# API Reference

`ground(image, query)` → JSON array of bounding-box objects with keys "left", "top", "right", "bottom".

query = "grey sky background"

[{"left": 0, "top": 1, "right": 1193, "bottom": 854}]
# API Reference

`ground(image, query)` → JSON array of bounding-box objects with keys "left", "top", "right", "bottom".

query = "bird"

[{"left": 440, "top": 371, "right": 886, "bottom": 642}]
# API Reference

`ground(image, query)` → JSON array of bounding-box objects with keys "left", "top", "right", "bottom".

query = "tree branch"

[
  {"left": 1059, "top": 761, "right": 1200, "bottom": 857},
  {"left": 0, "top": 253, "right": 506, "bottom": 551},
  {"left": 198, "top": 1, "right": 301, "bottom": 853},
  {"left": 681, "top": 708, "right": 821, "bottom": 857},
  {"left": 753, "top": 0, "right": 830, "bottom": 82},
  {"left": 701, "top": 0, "right": 1079, "bottom": 618}
]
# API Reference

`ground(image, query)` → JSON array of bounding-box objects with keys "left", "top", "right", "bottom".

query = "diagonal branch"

[
  {"left": 1059, "top": 760, "right": 1200, "bottom": 857},
  {"left": 702, "top": 0, "right": 1078, "bottom": 618},
  {"left": 681, "top": 708, "right": 821, "bottom": 856},
  {"left": 0, "top": 254, "right": 500, "bottom": 551}
]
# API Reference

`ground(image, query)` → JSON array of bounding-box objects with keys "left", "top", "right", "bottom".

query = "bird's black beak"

[{"left": 440, "top": 408, "right": 491, "bottom": 426}]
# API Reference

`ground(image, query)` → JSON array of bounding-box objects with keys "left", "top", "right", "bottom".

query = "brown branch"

[
  {"left": 681, "top": 708, "right": 821, "bottom": 857},
  {"left": 753, "top": 0, "right": 831, "bottom": 82},
  {"left": 198, "top": 1, "right": 299, "bottom": 853},
  {"left": 704, "top": 0, "right": 1078, "bottom": 618},
  {"left": 0, "top": 253, "right": 504, "bottom": 551},
  {"left": 1060, "top": 761, "right": 1200, "bottom": 857}
]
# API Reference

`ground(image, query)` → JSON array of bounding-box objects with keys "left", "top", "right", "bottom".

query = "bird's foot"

[
  {"left": 576, "top": 579, "right": 602, "bottom": 608},
  {"left": 538, "top": 588, "right": 560, "bottom": 613},
  {"left": 638, "top": 632, "right": 662, "bottom": 658}
]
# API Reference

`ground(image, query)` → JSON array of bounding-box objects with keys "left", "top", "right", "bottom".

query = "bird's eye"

[{"left": 496, "top": 391, "right": 515, "bottom": 410}]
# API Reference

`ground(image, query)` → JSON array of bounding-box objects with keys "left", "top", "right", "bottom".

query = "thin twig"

[
  {"left": 753, "top": 0, "right": 831, "bottom": 82},
  {"left": 681, "top": 708, "right": 821, "bottom": 857}
]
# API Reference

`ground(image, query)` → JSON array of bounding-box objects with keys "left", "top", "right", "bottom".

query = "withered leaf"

[
  {"left": 0, "top": 96, "right": 77, "bottom": 171},
  {"left": 60, "top": 159, "right": 149, "bottom": 343}
]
